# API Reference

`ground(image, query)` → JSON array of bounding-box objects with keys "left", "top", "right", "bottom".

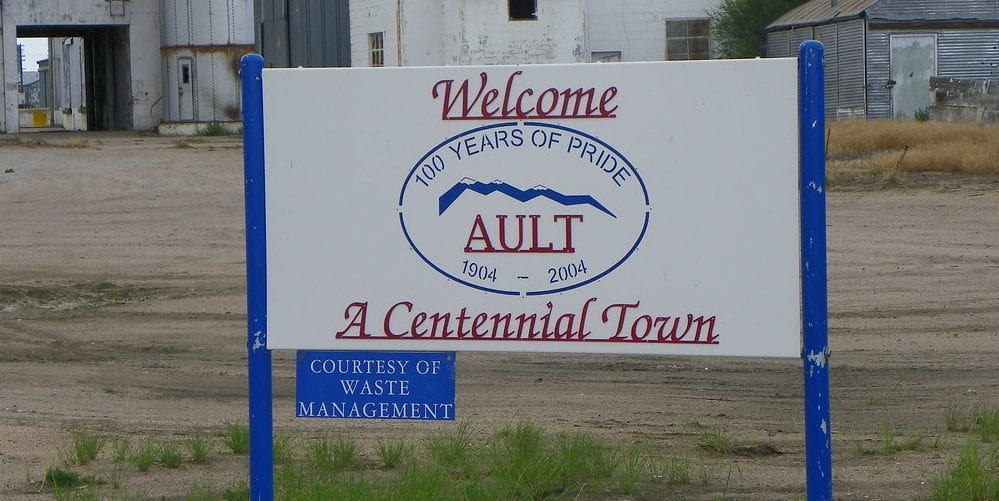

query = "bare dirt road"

[{"left": 0, "top": 133, "right": 996, "bottom": 499}]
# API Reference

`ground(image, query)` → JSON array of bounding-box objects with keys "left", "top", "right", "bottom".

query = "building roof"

[
  {"left": 768, "top": 0, "right": 999, "bottom": 30},
  {"left": 768, "top": 0, "right": 880, "bottom": 30}
]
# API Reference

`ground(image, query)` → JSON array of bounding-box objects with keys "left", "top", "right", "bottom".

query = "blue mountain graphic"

[{"left": 438, "top": 178, "right": 616, "bottom": 218}]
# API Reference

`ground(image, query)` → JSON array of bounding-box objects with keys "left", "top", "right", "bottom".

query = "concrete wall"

[
  {"left": 442, "top": 0, "right": 587, "bottom": 65},
  {"left": 351, "top": 0, "right": 587, "bottom": 67},
  {"left": 347, "top": 0, "right": 720, "bottom": 68},
  {"left": 350, "top": 0, "right": 403, "bottom": 67},
  {"left": 586, "top": 0, "right": 720, "bottom": 62},
  {"left": 0, "top": 0, "right": 162, "bottom": 132},
  {"left": 929, "top": 76, "right": 999, "bottom": 123}
]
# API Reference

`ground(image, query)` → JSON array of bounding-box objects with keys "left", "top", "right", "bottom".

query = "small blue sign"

[{"left": 296, "top": 351, "right": 455, "bottom": 420}]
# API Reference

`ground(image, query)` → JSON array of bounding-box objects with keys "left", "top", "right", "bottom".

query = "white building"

[
  {"left": 258, "top": 1, "right": 721, "bottom": 68},
  {"left": 0, "top": 0, "right": 253, "bottom": 134},
  {"left": 351, "top": 0, "right": 719, "bottom": 66}
]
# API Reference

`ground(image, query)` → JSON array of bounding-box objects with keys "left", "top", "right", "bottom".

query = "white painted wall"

[
  {"left": 441, "top": 0, "right": 587, "bottom": 65},
  {"left": 350, "top": 0, "right": 402, "bottom": 67},
  {"left": 346, "top": 0, "right": 721, "bottom": 69},
  {"left": 586, "top": 0, "right": 721, "bottom": 62}
]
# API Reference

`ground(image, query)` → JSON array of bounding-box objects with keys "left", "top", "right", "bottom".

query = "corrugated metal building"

[{"left": 766, "top": 0, "right": 999, "bottom": 119}]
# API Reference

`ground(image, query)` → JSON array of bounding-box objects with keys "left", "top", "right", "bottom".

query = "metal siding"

[
  {"left": 212, "top": 0, "right": 232, "bottom": 43},
  {"left": 867, "top": 0, "right": 999, "bottom": 20},
  {"left": 816, "top": 24, "right": 839, "bottom": 117},
  {"left": 288, "top": 0, "right": 309, "bottom": 67},
  {"left": 232, "top": 0, "right": 255, "bottom": 43},
  {"left": 262, "top": 19, "right": 290, "bottom": 67},
  {"left": 190, "top": 1, "right": 213, "bottom": 45},
  {"left": 767, "top": 31, "right": 791, "bottom": 58},
  {"left": 866, "top": 30, "right": 891, "bottom": 118},
  {"left": 938, "top": 30, "right": 999, "bottom": 78},
  {"left": 323, "top": 0, "right": 351, "bottom": 67},
  {"left": 789, "top": 26, "right": 815, "bottom": 50},
  {"left": 308, "top": 0, "right": 325, "bottom": 67},
  {"left": 837, "top": 19, "right": 867, "bottom": 117}
]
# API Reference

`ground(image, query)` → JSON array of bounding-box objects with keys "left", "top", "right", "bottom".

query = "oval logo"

[{"left": 399, "top": 122, "right": 649, "bottom": 296}]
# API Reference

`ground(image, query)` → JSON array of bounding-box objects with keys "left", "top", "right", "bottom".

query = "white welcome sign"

[{"left": 263, "top": 60, "right": 801, "bottom": 357}]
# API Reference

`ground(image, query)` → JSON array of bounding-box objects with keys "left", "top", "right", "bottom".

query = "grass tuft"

[
  {"left": 185, "top": 433, "right": 212, "bottom": 464},
  {"left": 131, "top": 440, "right": 157, "bottom": 472},
  {"left": 273, "top": 433, "right": 295, "bottom": 465},
  {"left": 699, "top": 427, "right": 735, "bottom": 454},
  {"left": 427, "top": 422, "right": 478, "bottom": 476},
  {"left": 931, "top": 446, "right": 999, "bottom": 500},
  {"left": 157, "top": 441, "right": 182, "bottom": 468},
  {"left": 45, "top": 466, "right": 82, "bottom": 488},
  {"left": 376, "top": 438, "right": 412, "bottom": 469},
  {"left": 110, "top": 437, "right": 131, "bottom": 464},
  {"left": 71, "top": 431, "right": 104, "bottom": 465},
  {"left": 308, "top": 434, "right": 360, "bottom": 471},
  {"left": 222, "top": 423, "right": 250, "bottom": 454},
  {"left": 880, "top": 423, "right": 926, "bottom": 454}
]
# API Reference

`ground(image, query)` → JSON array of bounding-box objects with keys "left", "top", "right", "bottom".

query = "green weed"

[
  {"left": 185, "top": 433, "right": 212, "bottom": 464},
  {"left": 3, "top": 168, "right": 13, "bottom": 173},
  {"left": 195, "top": 122, "right": 229, "bottom": 136},
  {"left": 158, "top": 441, "right": 182, "bottom": 468},
  {"left": 652, "top": 454, "right": 693, "bottom": 485},
  {"left": 45, "top": 466, "right": 82, "bottom": 488},
  {"left": 308, "top": 434, "right": 360, "bottom": 471},
  {"left": 71, "top": 431, "right": 104, "bottom": 465},
  {"left": 131, "top": 440, "right": 157, "bottom": 472},
  {"left": 376, "top": 438, "right": 412, "bottom": 469},
  {"left": 110, "top": 437, "right": 131, "bottom": 464},
  {"left": 222, "top": 423, "right": 249, "bottom": 454},
  {"left": 880, "top": 423, "right": 926, "bottom": 453},
  {"left": 699, "top": 427, "right": 735, "bottom": 454},
  {"left": 931, "top": 446, "right": 999, "bottom": 500},
  {"left": 273, "top": 433, "right": 295, "bottom": 465},
  {"left": 426, "top": 422, "right": 477, "bottom": 476},
  {"left": 978, "top": 406, "right": 998, "bottom": 443}
]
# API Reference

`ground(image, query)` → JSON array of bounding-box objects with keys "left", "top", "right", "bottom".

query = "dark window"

[
  {"left": 181, "top": 65, "right": 190, "bottom": 84},
  {"left": 666, "top": 19, "right": 711, "bottom": 61},
  {"left": 509, "top": 0, "right": 537, "bottom": 20},
  {"left": 369, "top": 32, "right": 384, "bottom": 67}
]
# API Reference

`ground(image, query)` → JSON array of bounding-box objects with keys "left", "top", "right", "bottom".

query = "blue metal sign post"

[
  {"left": 799, "top": 41, "right": 833, "bottom": 500},
  {"left": 240, "top": 54, "right": 273, "bottom": 501}
]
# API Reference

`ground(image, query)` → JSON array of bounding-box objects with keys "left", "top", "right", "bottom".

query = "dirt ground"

[{"left": 0, "top": 132, "right": 996, "bottom": 500}]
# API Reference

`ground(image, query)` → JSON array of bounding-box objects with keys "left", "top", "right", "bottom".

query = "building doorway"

[{"left": 15, "top": 25, "right": 132, "bottom": 131}]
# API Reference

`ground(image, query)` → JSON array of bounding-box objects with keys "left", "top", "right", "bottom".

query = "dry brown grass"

[{"left": 826, "top": 120, "right": 999, "bottom": 184}]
